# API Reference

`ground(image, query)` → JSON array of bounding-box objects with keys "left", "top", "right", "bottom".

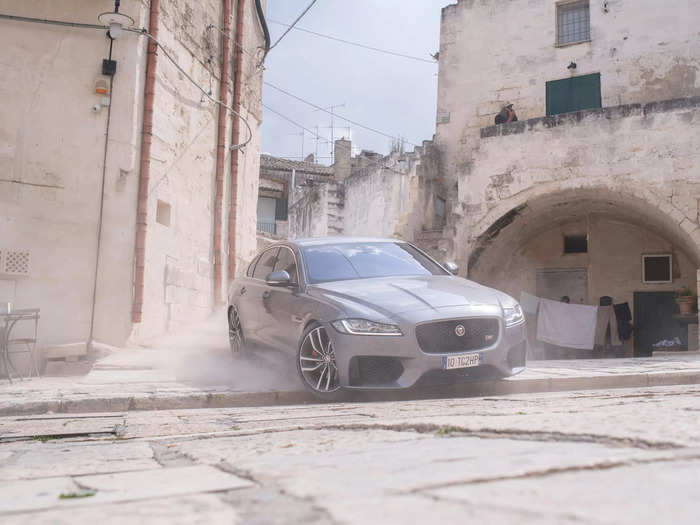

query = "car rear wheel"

[
  {"left": 228, "top": 306, "right": 244, "bottom": 357},
  {"left": 297, "top": 323, "right": 344, "bottom": 400}
]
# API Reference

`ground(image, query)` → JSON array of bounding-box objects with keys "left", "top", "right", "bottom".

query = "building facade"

[
  {"left": 284, "top": 0, "right": 700, "bottom": 357},
  {"left": 435, "top": 0, "right": 700, "bottom": 356},
  {"left": 0, "top": 0, "right": 266, "bottom": 358}
]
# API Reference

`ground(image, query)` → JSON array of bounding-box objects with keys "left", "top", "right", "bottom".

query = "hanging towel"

[
  {"left": 613, "top": 302, "right": 633, "bottom": 341},
  {"left": 595, "top": 305, "right": 622, "bottom": 346},
  {"left": 537, "top": 298, "right": 598, "bottom": 350},
  {"left": 520, "top": 292, "right": 540, "bottom": 315}
]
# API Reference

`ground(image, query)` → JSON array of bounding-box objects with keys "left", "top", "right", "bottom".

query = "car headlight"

[
  {"left": 332, "top": 319, "right": 403, "bottom": 336},
  {"left": 504, "top": 304, "right": 524, "bottom": 327}
]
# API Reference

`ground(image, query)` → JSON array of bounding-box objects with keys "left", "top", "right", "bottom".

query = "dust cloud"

[{"left": 119, "top": 309, "right": 300, "bottom": 392}]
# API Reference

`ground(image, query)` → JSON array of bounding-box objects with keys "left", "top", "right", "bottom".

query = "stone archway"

[{"left": 463, "top": 186, "right": 700, "bottom": 358}]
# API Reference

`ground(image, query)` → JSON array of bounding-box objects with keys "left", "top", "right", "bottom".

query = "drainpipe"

[
  {"left": 227, "top": 0, "right": 246, "bottom": 283},
  {"left": 213, "top": 0, "right": 232, "bottom": 304},
  {"left": 132, "top": 0, "right": 159, "bottom": 323}
]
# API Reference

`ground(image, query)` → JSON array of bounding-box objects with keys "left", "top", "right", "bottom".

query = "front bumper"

[{"left": 328, "top": 305, "right": 527, "bottom": 389}]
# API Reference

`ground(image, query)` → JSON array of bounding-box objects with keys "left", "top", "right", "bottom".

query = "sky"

[{"left": 260, "top": 0, "right": 450, "bottom": 164}]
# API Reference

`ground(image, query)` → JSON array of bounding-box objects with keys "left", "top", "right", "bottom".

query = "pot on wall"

[{"left": 677, "top": 296, "right": 696, "bottom": 315}]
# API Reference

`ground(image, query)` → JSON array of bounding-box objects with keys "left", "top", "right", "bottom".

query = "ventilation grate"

[{"left": 3, "top": 250, "right": 31, "bottom": 276}]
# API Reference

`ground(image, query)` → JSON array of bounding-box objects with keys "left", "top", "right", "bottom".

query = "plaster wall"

[
  {"left": 455, "top": 101, "right": 700, "bottom": 269},
  {"left": 437, "top": 0, "right": 700, "bottom": 183},
  {"left": 0, "top": 0, "right": 264, "bottom": 348},
  {"left": 0, "top": 0, "right": 147, "bottom": 347}
]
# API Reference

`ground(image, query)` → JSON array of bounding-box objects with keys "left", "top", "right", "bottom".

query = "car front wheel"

[{"left": 297, "top": 323, "right": 344, "bottom": 401}]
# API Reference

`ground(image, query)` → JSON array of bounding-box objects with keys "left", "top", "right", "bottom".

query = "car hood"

[{"left": 309, "top": 275, "right": 512, "bottom": 319}]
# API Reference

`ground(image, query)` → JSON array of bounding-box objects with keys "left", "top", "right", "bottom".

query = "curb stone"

[{"left": 1, "top": 370, "right": 699, "bottom": 417}]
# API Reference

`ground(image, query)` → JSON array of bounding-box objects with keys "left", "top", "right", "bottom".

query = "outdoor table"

[{"left": 0, "top": 307, "right": 40, "bottom": 382}]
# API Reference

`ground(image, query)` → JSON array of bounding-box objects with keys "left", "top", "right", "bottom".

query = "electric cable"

[
  {"left": 125, "top": 27, "right": 253, "bottom": 150},
  {"left": 264, "top": 81, "right": 419, "bottom": 147},
  {"left": 269, "top": 0, "right": 318, "bottom": 50},
  {"left": 268, "top": 19, "right": 437, "bottom": 64},
  {"left": 0, "top": 14, "right": 254, "bottom": 150}
]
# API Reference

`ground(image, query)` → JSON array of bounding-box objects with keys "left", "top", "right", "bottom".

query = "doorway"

[{"left": 633, "top": 292, "right": 680, "bottom": 357}]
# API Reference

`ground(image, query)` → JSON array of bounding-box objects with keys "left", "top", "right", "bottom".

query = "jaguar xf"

[{"left": 227, "top": 238, "right": 526, "bottom": 400}]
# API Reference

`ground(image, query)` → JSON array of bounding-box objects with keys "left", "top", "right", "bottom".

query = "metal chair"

[{"left": 1, "top": 304, "right": 41, "bottom": 382}]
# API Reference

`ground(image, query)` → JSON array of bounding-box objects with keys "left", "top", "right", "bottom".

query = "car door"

[
  {"left": 265, "top": 245, "right": 304, "bottom": 352},
  {"left": 240, "top": 247, "right": 279, "bottom": 346}
]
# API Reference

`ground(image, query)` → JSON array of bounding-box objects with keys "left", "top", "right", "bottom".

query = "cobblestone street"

[{"left": 1, "top": 384, "right": 699, "bottom": 523}]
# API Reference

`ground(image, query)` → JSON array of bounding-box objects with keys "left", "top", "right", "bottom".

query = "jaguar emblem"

[{"left": 454, "top": 324, "right": 466, "bottom": 337}]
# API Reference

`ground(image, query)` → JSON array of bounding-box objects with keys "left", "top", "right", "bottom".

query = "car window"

[
  {"left": 273, "top": 247, "right": 298, "bottom": 284},
  {"left": 246, "top": 254, "right": 260, "bottom": 277},
  {"left": 253, "top": 248, "right": 279, "bottom": 280},
  {"left": 302, "top": 242, "right": 448, "bottom": 284}
]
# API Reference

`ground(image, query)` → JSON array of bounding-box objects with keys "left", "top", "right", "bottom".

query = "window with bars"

[{"left": 557, "top": 1, "right": 590, "bottom": 46}]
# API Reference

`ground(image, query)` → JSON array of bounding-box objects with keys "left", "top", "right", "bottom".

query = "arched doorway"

[{"left": 466, "top": 188, "right": 700, "bottom": 359}]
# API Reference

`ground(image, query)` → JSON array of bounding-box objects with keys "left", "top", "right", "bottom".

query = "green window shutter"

[
  {"left": 546, "top": 73, "right": 601, "bottom": 116},
  {"left": 546, "top": 77, "right": 573, "bottom": 116},
  {"left": 275, "top": 197, "right": 288, "bottom": 221}
]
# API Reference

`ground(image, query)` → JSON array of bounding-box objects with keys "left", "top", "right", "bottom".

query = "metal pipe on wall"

[
  {"left": 132, "top": 0, "right": 159, "bottom": 323},
  {"left": 227, "top": 0, "right": 246, "bottom": 284},
  {"left": 213, "top": 0, "right": 232, "bottom": 304}
]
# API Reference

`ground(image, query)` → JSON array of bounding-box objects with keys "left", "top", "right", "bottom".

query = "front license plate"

[{"left": 443, "top": 353, "right": 481, "bottom": 370}]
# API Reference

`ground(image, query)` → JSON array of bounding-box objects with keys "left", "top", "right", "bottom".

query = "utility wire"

[
  {"left": 268, "top": 19, "right": 437, "bottom": 64},
  {"left": 125, "top": 27, "right": 253, "bottom": 150},
  {"left": 269, "top": 0, "right": 318, "bottom": 50},
  {"left": 0, "top": 15, "right": 254, "bottom": 150},
  {"left": 264, "top": 81, "right": 418, "bottom": 147}
]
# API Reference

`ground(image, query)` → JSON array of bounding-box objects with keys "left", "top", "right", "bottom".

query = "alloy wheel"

[
  {"left": 299, "top": 326, "right": 340, "bottom": 393},
  {"left": 228, "top": 307, "right": 243, "bottom": 356}
]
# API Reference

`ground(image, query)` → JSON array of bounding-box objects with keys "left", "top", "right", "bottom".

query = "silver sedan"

[{"left": 227, "top": 238, "right": 526, "bottom": 400}]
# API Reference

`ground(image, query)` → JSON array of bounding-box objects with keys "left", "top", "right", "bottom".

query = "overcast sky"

[{"left": 261, "top": 0, "right": 449, "bottom": 164}]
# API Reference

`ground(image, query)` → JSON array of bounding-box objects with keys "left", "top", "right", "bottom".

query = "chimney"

[{"left": 333, "top": 138, "right": 351, "bottom": 181}]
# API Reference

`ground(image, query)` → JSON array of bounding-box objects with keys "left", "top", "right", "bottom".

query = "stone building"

[
  {"left": 287, "top": 0, "right": 700, "bottom": 357},
  {"left": 287, "top": 138, "right": 445, "bottom": 249},
  {"left": 257, "top": 154, "right": 333, "bottom": 245},
  {"left": 0, "top": 0, "right": 266, "bottom": 358},
  {"left": 434, "top": 0, "right": 700, "bottom": 356}
]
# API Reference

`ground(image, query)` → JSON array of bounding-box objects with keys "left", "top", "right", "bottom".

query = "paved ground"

[
  {"left": 2, "top": 315, "right": 700, "bottom": 415},
  {"left": 1, "top": 384, "right": 699, "bottom": 523}
]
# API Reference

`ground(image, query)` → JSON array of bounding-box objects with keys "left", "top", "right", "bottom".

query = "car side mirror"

[
  {"left": 266, "top": 270, "right": 293, "bottom": 287},
  {"left": 444, "top": 262, "right": 459, "bottom": 275}
]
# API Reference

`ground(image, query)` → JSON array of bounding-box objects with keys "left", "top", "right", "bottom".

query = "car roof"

[{"left": 290, "top": 237, "right": 408, "bottom": 247}]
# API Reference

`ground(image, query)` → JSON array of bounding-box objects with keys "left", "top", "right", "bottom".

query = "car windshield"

[{"left": 302, "top": 242, "right": 448, "bottom": 283}]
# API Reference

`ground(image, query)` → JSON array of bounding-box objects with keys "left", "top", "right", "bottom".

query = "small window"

[
  {"left": 435, "top": 197, "right": 446, "bottom": 219},
  {"left": 564, "top": 234, "right": 588, "bottom": 254},
  {"left": 273, "top": 247, "right": 298, "bottom": 284},
  {"left": 643, "top": 254, "right": 672, "bottom": 284},
  {"left": 253, "top": 248, "right": 279, "bottom": 280},
  {"left": 557, "top": 1, "right": 590, "bottom": 46},
  {"left": 156, "top": 200, "right": 171, "bottom": 227}
]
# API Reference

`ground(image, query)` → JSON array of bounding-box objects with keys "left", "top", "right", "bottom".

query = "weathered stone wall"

[
  {"left": 0, "top": 0, "right": 264, "bottom": 348},
  {"left": 0, "top": 0, "right": 148, "bottom": 348},
  {"left": 437, "top": 0, "right": 700, "bottom": 186},
  {"left": 288, "top": 143, "right": 443, "bottom": 245},
  {"left": 455, "top": 99, "right": 700, "bottom": 269}
]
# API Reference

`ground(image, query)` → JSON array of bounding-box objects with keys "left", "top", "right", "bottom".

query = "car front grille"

[{"left": 415, "top": 318, "right": 500, "bottom": 354}]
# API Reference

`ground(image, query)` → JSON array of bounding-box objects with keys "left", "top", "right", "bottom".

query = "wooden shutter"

[
  {"left": 546, "top": 73, "right": 601, "bottom": 116},
  {"left": 275, "top": 197, "right": 288, "bottom": 221}
]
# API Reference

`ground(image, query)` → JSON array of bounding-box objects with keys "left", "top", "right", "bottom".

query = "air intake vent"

[{"left": 3, "top": 250, "right": 31, "bottom": 276}]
